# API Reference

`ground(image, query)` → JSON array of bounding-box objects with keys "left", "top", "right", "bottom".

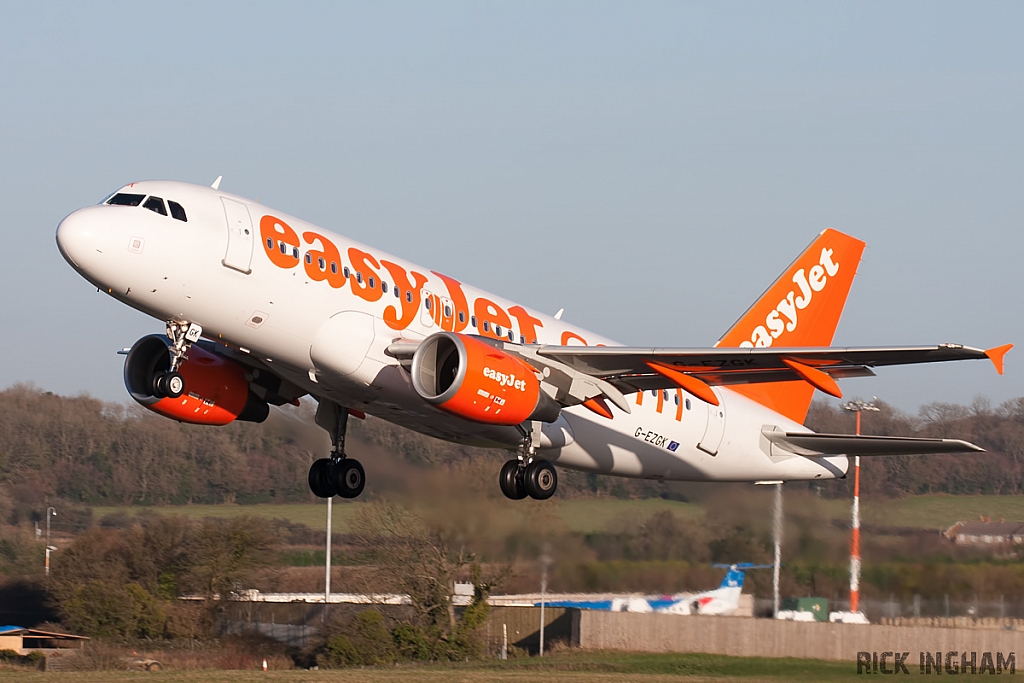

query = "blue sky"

[{"left": 1, "top": 1, "right": 1021, "bottom": 411}]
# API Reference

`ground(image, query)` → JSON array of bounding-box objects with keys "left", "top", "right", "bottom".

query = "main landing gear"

[
  {"left": 499, "top": 422, "right": 558, "bottom": 501},
  {"left": 309, "top": 402, "right": 366, "bottom": 499},
  {"left": 152, "top": 320, "right": 203, "bottom": 399}
]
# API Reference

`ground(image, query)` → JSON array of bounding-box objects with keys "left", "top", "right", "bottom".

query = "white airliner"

[
  {"left": 515, "top": 563, "right": 772, "bottom": 616},
  {"left": 55, "top": 180, "right": 1010, "bottom": 500}
]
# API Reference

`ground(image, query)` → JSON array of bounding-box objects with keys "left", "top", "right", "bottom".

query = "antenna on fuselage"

[
  {"left": 554, "top": 308, "right": 564, "bottom": 320},
  {"left": 211, "top": 176, "right": 223, "bottom": 190}
]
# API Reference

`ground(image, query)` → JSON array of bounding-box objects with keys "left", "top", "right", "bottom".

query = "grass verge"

[
  {"left": 1, "top": 650, "right": 863, "bottom": 682},
  {"left": 89, "top": 499, "right": 702, "bottom": 534}
]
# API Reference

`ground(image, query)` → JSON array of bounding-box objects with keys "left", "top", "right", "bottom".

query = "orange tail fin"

[{"left": 716, "top": 228, "right": 866, "bottom": 424}]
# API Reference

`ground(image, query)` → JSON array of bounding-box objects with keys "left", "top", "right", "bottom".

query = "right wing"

[{"left": 513, "top": 342, "right": 1011, "bottom": 411}]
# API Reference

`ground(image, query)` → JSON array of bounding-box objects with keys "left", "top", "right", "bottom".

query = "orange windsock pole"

[{"left": 844, "top": 399, "right": 877, "bottom": 614}]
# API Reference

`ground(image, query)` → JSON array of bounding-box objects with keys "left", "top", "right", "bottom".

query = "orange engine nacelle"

[
  {"left": 123, "top": 335, "right": 269, "bottom": 426},
  {"left": 410, "top": 332, "right": 559, "bottom": 426}
]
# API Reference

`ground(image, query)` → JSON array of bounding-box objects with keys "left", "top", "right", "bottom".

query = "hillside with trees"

[{"left": 1, "top": 384, "right": 1024, "bottom": 512}]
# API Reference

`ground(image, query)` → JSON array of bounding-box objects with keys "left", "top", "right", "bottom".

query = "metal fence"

[
  {"left": 755, "top": 595, "right": 1024, "bottom": 621},
  {"left": 219, "top": 619, "right": 317, "bottom": 648}
]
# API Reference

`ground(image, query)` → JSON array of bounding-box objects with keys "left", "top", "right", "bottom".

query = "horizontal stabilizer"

[{"left": 762, "top": 430, "right": 984, "bottom": 457}]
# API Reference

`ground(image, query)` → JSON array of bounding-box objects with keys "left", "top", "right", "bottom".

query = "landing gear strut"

[
  {"left": 500, "top": 421, "right": 558, "bottom": 500},
  {"left": 310, "top": 401, "right": 366, "bottom": 499},
  {"left": 152, "top": 320, "right": 202, "bottom": 399}
]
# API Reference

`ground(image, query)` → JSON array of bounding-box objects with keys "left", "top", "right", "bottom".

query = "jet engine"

[
  {"left": 123, "top": 335, "right": 270, "bottom": 425},
  {"left": 410, "top": 332, "right": 559, "bottom": 425}
]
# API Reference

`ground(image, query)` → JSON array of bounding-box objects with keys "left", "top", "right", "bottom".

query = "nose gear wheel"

[{"left": 151, "top": 320, "right": 202, "bottom": 399}]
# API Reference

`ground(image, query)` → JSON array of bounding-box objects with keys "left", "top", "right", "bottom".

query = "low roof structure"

[
  {"left": 0, "top": 626, "right": 88, "bottom": 655},
  {"left": 944, "top": 520, "right": 1024, "bottom": 544}
]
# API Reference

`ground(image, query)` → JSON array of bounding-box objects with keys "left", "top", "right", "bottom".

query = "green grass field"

[
  {"left": 1, "top": 651, "right": 863, "bottom": 682},
  {"left": 859, "top": 494, "right": 1024, "bottom": 529},
  {"left": 90, "top": 493, "right": 1024, "bottom": 534},
  {"left": 90, "top": 499, "right": 702, "bottom": 534}
]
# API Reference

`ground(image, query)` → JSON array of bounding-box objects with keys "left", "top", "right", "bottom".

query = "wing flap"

[
  {"left": 532, "top": 343, "right": 1006, "bottom": 404},
  {"left": 609, "top": 365, "right": 876, "bottom": 394},
  {"left": 536, "top": 344, "right": 994, "bottom": 377},
  {"left": 762, "top": 430, "right": 984, "bottom": 457}
]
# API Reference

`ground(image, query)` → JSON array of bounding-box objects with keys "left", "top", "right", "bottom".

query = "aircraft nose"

[{"left": 56, "top": 206, "right": 106, "bottom": 270}]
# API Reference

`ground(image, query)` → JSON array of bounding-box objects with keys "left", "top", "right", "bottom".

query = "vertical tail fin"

[
  {"left": 716, "top": 229, "right": 866, "bottom": 424},
  {"left": 713, "top": 562, "right": 775, "bottom": 590},
  {"left": 719, "top": 566, "right": 747, "bottom": 590}
]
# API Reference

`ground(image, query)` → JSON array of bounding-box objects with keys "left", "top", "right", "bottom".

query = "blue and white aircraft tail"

[{"left": 538, "top": 563, "right": 773, "bottom": 616}]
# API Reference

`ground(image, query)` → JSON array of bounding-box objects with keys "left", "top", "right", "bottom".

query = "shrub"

[
  {"left": 391, "top": 623, "right": 436, "bottom": 661},
  {"left": 319, "top": 609, "right": 396, "bottom": 667}
]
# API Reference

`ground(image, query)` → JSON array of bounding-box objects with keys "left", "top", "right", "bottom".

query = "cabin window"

[
  {"left": 292, "top": 246, "right": 299, "bottom": 258},
  {"left": 405, "top": 290, "right": 412, "bottom": 303},
  {"left": 355, "top": 272, "right": 363, "bottom": 284},
  {"left": 425, "top": 298, "right": 432, "bottom": 310},
  {"left": 508, "top": 330, "right": 515, "bottom": 341},
  {"left": 458, "top": 311, "right": 465, "bottom": 324},
  {"left": 266, "top": 238, "right": 273, "bottom": 249},
  {"left": 495, "top": 325, "right": 503, "bottom": 336},
  {"left": 368, "top": 276, "right": 376, "bottom": 289},
  {"left": 685, "top": 399, "right": 691, "bottom": 410},
  {"left": 318, "top": 257, "right": 326, "bottom": 271},
  {"left": 107, "top": 193, "right": 145, "bottom": 206},
  {"left": 331, "top": 262, "right": 338, "bottom": 274},
  {"left": 305, "top": 253, "right": 312, "bottom": 264},
  {"left": 443, "top": 304, "right": 452, "bottom": 318},
  {"left": 381, "top": 281, "right": 388, "bottom": 294},
  {"left": 279, "top": 241, "right": 287, "bottom": 254},
  {"left": 343, "top": 266, "right": 350, "bottom": 278},
  {"left": 482, "top": 321, "right": 490, "bottom": 332},
  {"left": 143, "top": 196, "right": 167, "bottom": 216},
  {"left": 471, "top": 315, "right": 477, "bottom": 327}
]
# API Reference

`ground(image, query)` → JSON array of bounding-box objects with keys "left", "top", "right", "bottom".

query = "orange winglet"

[
  {"left": 985, "top": 344, "right": 1013, "bottom": 376},
  {"left": 646, "top": 362, "right": 720, "bottom": 407},
  {"left": 582, "top": 395, "right": 614, "bottom": 420},
  {"left": 350, "top": 409, "right": 367, "bottom": 420},
  {"left": 782, "top": 358, "right": 843, "bottom": 399}
]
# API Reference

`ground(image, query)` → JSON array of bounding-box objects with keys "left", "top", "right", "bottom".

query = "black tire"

[
  {"left": 308, "top": 458, "right": 336, "bottom": 498},
  {"left": 524, "top": 460, "right": 558, "bottom": 500},
  {"left": 152, "top": 371, "right": 184, "bottom": 399},
  {"left": 499, "top": 459, "right": 527, "bottom": 500},
  {"left": 332, "top": 459, "right": 366, "bottom": 499},
  {"left": 163, "top": 371, "right": 184, "bottom": 398},
  {"left": 151, "top": 372, "right": 166, "bottom": 398}
]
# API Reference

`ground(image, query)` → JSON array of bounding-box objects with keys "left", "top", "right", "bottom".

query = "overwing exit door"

[{"left": 698, "top": 389, "right": 726, "bottom": 455}]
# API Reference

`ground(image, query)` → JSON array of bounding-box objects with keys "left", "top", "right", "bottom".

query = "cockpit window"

[
  {"left": 168, "top": 200, "right": 187, "bottom": 222},
  {"left": 107, "top": 193, "right": 145, "bottom": 207},
  {"left": 143, "top": 196, "right": 167, "bottom": 216}
]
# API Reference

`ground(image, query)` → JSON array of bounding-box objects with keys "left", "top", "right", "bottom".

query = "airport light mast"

[
  {"left": 843, "top": 398, "right": 878, "bottom": 614},
  {"left": 45, "top": 506, "right": 56, "bottom": 576}
]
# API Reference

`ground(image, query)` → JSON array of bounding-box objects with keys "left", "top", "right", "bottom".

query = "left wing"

[{"left": 762, "top": 430, "right": 984, "bottom": 457}]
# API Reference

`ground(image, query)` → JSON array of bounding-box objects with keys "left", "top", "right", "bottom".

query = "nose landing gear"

[
  {"left": 309, "top": 401, "right": 366, "bottom": 499},
  {"left": 151, "top": 320, "right": 203, "bottom": 399}
]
